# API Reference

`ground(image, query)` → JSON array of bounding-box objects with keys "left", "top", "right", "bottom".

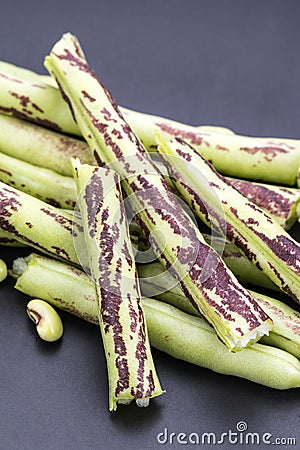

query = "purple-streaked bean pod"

[
  {"left": 0, "top": 114, "right": 94, "bottom": 176},
  {"left": 71, "top": 159, "right": 163, "bottom": 411},
  {"left": 0, "top": 151, "right": 77, "bottom": 208},
  {"left": 122, "top": 108, "right": 300, "bottom": 186},
  {"left": 248, "top": 290, "right": 300, "bottom": 359},
  {"left": 0, "top": 61, "right": 79, "bottom": 135},
  {"left": 1, "top": 61, "right": 300, "bottom": 185},
  {"left": 227, "top": 177, "right": 300, "bottom": 230},
  {"left": 0, "top": 181, "right": 80, "bottom": 264},
  {"left": 153, "top": 158, "right": 300, "bottom": 230},
  {"left": 11, "top": 253, "right": 300, "bottom": 389},
  {"left": 156, "top": 133, "right": 300, "bottom": 304},
  {"left": 44, "top": 32, "right": 272, "bottom": 351},
  {"left": 0, "top": 61, "right": 234, "bottom": 139}
]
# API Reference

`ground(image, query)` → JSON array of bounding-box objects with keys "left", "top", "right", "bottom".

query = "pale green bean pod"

[
  {"left": 11, "top": 253, "right": 300, "bottom": 389},
  {"left": 0, "top": 151, "right": 77, "bottom": 208}
]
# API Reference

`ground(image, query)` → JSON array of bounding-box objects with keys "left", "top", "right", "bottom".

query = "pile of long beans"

[{"left": 1, "top": 33, "right": 300, "bottom": 411}]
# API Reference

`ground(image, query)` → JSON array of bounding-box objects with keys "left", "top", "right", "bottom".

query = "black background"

[{"left": 1, "top": 1, "right": 300, "bottom": 449}]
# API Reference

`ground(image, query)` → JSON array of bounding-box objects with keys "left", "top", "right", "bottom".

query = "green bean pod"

[
  {"left": 0, "top": 151, "right": 77, "bottom": 208},
  {"left": 0, "top": 61, "right": 79, "bottom": 135},
  {"left": 154, "top": 158, "right": 300, "bottom": 230},
  {"left": 0, "top": 181, "right": 80, "bottom": 264},
  {"left": 0, "top": 114, "right": 94, "bottom": 176},
  {"left": 137, "top": 261, "right": 300, "bottom": 359},
  {"left": 44, "top": 32, "right": 272, "bottom": 351},
  {"left": 143, "top": 299, "right": 300, "bottom": 390},
  {"left": 123, "top": 108, "right": 300, "bottom": 185},
  {"left": 12, "top": 253, "right": 300, "bottom": 389},
  {"left": 156, "top": 134, "right": 300, "bottom": 304},
  {"left": 72, "top": 160, "right": 163, "bottom": 410},
  {"left": 248, "top": 290, "right": 300, "bottom": 359}
]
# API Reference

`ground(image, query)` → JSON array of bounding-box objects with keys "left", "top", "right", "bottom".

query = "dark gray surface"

[{"left": 0, "top": 1, "right": 300, "bottom": 449}]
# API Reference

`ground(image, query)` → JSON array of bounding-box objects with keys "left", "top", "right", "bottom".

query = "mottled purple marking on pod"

[
  {"left": 223, "top": 249, "right": 244, "bottom": 259},
  {"left": 229, "top": 179, "right": 294, "bottom": 219},
  {"left": 267, "top": 262, "right": 297, "bottom": 301},
  {"left": 258, "top": 297, "right": 300, "bottom": 334},
  {"left": 53, "top": 46, "right": 125, "bottom": 122},
  {"left": 156, "top": 122, "right": 207, "bottom": 147},
  {"left": 101, "top": 107, "right": 117, "bottom": 123},
  {"left": 127, "top": 294, "right": 138, "bottom": 333},
  {"left": 112, "top": 128, "right": 123, "bottom": 139},
  {"left": 257, "top": 233, "right": 300, "bottom": 277},
  {"left": 45, "top": 198, "right": 64, "bottom": 208},
  {"left": 121, "top": 241, "right": 133, "bottom": 268},
  {"left": 40, "top": 208, "right": 74, "bottom": 233},
  {"left": 216, "top": 144, "right": 230, "bottom": 152},
  {"left": 81, "top": 90, "right": 96, "bottom": 102},
  {"left": 10, "top": 92, "right": 30, "bottom": 107},
  {"left": 0, "top": 105, "right": 62, "bottom": 131},
  {"left": 244, "top": 202, "right": 273, "bottom": 223},
  {"left": 246, "top": 218, "right": 259, "bottom": 226},
  {"left": 9, "top": 91, "right": 44, "bottom": 113},
  {"left": 0, "top": 168, "right": 12, "bottom": 177},
  {"left": 0, "top": 185, "right": 75, "bottom": 261},
  {"left": 51, "top": 246, "right": 71, "bottom": 259},
  {"left": 239, "top": 145, "right": 288, "bottom": 161},
  {"left": 115, "top": 357, "right": 130, "bottom": 396},
  {"left": 135, "top": 336, "right": 147, "bottom": 398},
  {"left": 130, "top": 173, "right": 193, "bottom": 237},
  {"left": 83, "top": 171, "right": 103, "bottom": 238},
  {"left": 0, "top": 72, "right": 23, "bottom": 83},
  {"left": 31, "top": 84, "right": 46, "bottom": 90},
  {"left": 0, "top": 236, "right": 19, "bottom": 244},
  {"left": 236, "top": 327, "right": 244, "bottom": 336},
  {"left": 226, "top": 222, "right": 258, "bottom": 262}
]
